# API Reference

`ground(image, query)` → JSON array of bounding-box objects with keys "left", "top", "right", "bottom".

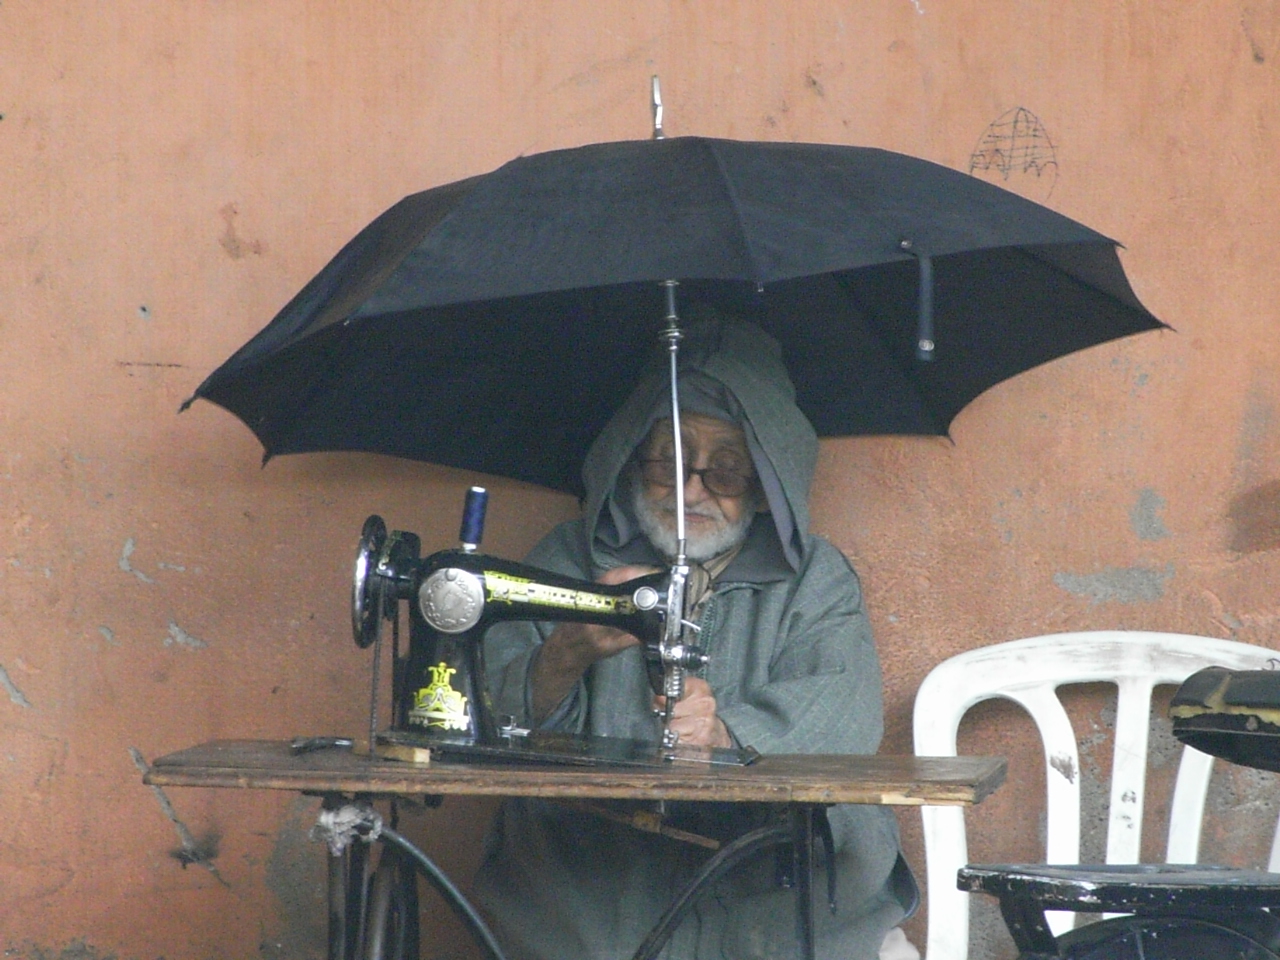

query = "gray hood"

[{"left": 580, "top": 318, "right": 818, "bottom": 574}]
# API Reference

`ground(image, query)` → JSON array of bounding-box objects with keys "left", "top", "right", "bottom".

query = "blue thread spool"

[{"left": 459, "top": 487, "right": 488, "bottom": 552}]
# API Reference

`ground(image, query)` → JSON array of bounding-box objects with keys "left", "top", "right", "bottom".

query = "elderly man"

[{"left": 475, "top": 318, "right": 915, "bottom": 960}]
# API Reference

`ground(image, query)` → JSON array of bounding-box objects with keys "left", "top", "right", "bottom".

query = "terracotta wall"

[{"left": 2, "top": 2, "right": 1277, "bottom": 958}]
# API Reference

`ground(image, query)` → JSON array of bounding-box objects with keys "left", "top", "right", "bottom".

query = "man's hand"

[
  {"left": 653, "top": 676, "right": 732, "bottom": 748},
  {"left": 530, "top": 565, "right": 660, "bottom": 723}
]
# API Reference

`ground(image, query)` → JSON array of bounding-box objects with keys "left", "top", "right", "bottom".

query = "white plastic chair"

[{"left": 912, "top": 631, "right": 1280, "bottom": 960}]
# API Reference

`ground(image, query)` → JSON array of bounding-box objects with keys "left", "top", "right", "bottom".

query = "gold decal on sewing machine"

[
  {"left": 484, "top": 571, "right": 637, "bottom": 614},
  {"left": 408, "top": 662, "right": 471, "bottom": 731}
]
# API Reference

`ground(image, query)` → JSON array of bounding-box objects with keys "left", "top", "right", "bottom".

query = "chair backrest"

[{"left": 912, "top": 631, "right": 1280, "bottom": 960}]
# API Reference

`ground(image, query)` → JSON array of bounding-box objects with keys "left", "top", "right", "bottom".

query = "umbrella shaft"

[
  {"left": 661, "top": 281, "right": 687, "bottom": 560},
  {"left": 660, "top": 282, "right": 689, "bottom": 742}
]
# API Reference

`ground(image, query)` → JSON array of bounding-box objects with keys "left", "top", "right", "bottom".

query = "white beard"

[{"left": 631, "top": 481, "right": 754, "bottom": 562}]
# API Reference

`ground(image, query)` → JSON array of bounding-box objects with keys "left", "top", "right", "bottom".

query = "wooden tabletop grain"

[{"left": 144, "top": 739, "right": 1005, "bottom": 806}]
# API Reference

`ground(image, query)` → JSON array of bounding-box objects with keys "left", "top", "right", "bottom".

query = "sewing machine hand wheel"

[{"left": 352, "top": 514, "right": 388, "bottom": 649}]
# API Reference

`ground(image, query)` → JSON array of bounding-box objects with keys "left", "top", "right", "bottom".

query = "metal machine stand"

[{"left": 312, "top": 795, "right": 833, "bottom": 960}]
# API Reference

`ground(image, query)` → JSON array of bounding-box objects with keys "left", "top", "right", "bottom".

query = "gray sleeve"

[
  {"left": 481, "top": 521, "right": 593, "bottom": 731},
  {"left": 715, "top": 542, "right": 884, "bottom": 756}
]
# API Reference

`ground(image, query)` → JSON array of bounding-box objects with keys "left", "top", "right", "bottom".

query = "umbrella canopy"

[{"left": 187, "top": 136, "right": 1165, "bottom": 495}]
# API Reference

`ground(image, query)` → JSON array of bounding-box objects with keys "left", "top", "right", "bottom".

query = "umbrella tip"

[
  {"left": 178, "top": 394, "right": 196, "bottom": 413},
  {"left": 651, "top": 75, "right": 664, "bottom": 140}
]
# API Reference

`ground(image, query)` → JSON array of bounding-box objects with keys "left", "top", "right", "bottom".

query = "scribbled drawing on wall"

[
  {"left": 1241, "top": 0, "right": 1280, "bottom": 63},
  {"left": 969, "top": 107, "right": 1059, "bottom": 201}
]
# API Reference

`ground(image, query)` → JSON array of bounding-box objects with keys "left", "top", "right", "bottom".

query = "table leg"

[
  {"left": 327, "top": 843, "right": 347, "bottom": 960},
  {"left": 792, "top": 806, "right": 815, "bottom": 960}
]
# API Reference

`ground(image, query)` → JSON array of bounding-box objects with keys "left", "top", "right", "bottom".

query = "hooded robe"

[{"left": 475, "top": 319, "right": 916, "bottom": 960}]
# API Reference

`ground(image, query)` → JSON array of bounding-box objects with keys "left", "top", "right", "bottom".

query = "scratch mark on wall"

[
  {"left": 906, "top": 0, "right": 924, "bottom": 13},
  {"left": 118, "top": 538, "right": 155, "bottom": 583},
  {"left": 1242, "top": 1, "right": 1279, "bottom": 63},
  {"left": 1130, "top": 487, "right": 1171, "bottom": 541},
  {"left": 1053, "top": 563, "right": 1174, "bottom": 605},
  {"left": 1049, "top": 753, "right": 1077, "bottom": 783},
  {"left": 1205, "top": 589, "right": 1245, "bottom": 637},
  {"left": 128, "top": 747, "right": 229, "bottom": 887},
  {"left": 157, "top": 561, "right": 186, "bottom": 571},
  {"left": 219, "top": 202, "right": 265, "bottom": 259},
  {"left": 116, "top": 359, "right": 186, "bottom": 380},
  {"left": 0, "top": 664, "right": 32, "bottom": 707},
  {"left": 97, "top": 626, "right": 117, "bottom": 645},
  {"left": 164, "top": 621, "right": 208, "bottom": 650},
  {"left": 1201, "top": 589, "right": 1280, "bottom": 643}
]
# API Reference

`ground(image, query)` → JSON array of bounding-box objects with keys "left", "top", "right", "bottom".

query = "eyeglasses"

[{"left": 638, "top": 459, "right": 755, "bottom": 498}]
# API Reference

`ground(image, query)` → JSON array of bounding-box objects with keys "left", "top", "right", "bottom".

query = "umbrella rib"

[
  {"left": 703, "top": 140, "right": 767, "bottom": 281},
  {"left": 1009, "top": 243, "right": 1164, "bottom": 328}
]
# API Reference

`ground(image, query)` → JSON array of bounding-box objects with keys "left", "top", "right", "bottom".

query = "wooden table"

[
  {"left": 146, "top": 739, "right": 1005, "bottom": 804},
  {"left": 146, "top": 741, "right": 1005, "bottom": 960}
]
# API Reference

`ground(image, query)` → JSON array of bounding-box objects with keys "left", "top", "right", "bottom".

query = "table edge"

[{"left": 143, "top": 740, "right": 1006, "bottom": 806}]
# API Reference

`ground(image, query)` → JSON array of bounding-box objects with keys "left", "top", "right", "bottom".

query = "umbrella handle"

[{"left": 899, "top": 240, "right": 935, "bottom": 361}]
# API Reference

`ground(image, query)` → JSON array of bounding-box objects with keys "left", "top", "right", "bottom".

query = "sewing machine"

[{"left": 350, "top": 487, "right": 757, "bottom": 768}]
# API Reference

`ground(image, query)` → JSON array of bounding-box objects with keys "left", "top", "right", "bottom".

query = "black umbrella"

[{"left": 185, "top": 136, "right": 1165, "bottom": 494}]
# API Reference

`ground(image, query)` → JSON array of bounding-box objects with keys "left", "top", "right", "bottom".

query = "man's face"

[{"left": 631, "top": 412, "right": 761, "bottom": 562}]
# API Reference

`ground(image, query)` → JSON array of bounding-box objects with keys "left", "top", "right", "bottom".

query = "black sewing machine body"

[
  {"left": 395, "top": 548, "right": 668, "bottom": 743},
  {"left": 351, "top": 509, "right": 750, "bottom": 767}
]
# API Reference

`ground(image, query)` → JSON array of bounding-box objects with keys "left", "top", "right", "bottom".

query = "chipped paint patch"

[
  {"left": 97, "top": 626, "right": 116, "bottom": 645},
  {"left": 164, "top": 621, "right": 207, "bottom": 649},
  {"left": 1053, "top": 563, "right": 1174, "bottom": 604},
  {"left": 1, "top": 937, "right": 118, "bottom": 960},
  {"left": 6, "top": 557, "right": 53, "bottom": 578},
  {"left": 1049, "top": 753, "right": 1077, "bottom": 783},
  {"left": 0, "top": 663, "right": 32, "bottom": 707},
  {"left": 1130, "top": 488, "right": 1170, "bottom": 541},
  {"left": 118, "top": 538, "right": 155, "bottom": 583}
]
